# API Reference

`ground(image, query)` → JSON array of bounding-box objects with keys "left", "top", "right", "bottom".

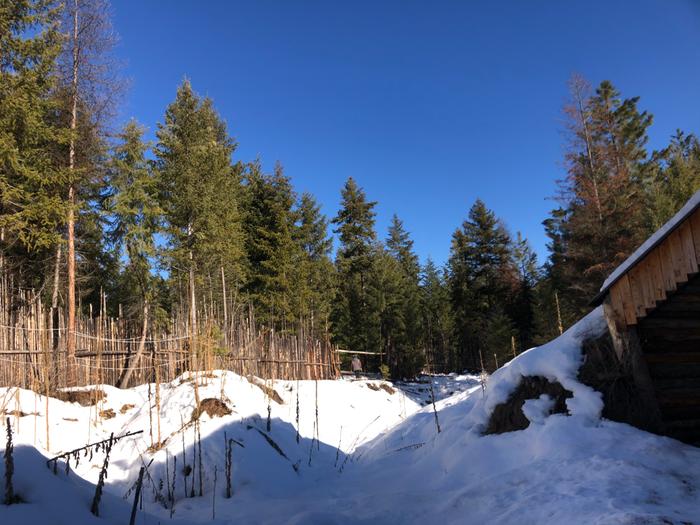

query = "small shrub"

[{"left": 379, "top": 364, "right": 390, "bottom": 380}]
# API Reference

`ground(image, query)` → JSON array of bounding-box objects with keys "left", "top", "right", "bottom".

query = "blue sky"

[{"left": 111, "top": 0, "right": 700, "bottom": 266}]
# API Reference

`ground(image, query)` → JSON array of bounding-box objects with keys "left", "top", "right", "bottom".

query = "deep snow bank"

[{"left": 2, "top": 314, "right": 700, "bottom": 525}]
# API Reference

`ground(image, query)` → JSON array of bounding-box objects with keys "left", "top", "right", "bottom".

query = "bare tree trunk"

[
  {"left": 116, "top": 301, "right": 149, "bottom": 388},
  {"left": 220, "top": 266, "right": 227, "bottom": 345},
  {"left": 189, "top": 245, "right": 200, "bottom": 407},
  {"left": 49, "top": 244, "right": 62, "bottom": 385},
  {"left": 0, "top": 227, "right": 4, "bottom": 276},
  {"left": 571, "top": 76, "right": 603, "bottom": 224},
  {"left": 188, "top": 226, "right": 198, "bottom": 374},
  {"left": 65, "top": 0, "right": 79, "bottom": 387}
]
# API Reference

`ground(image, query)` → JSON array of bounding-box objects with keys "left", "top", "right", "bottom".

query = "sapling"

[
  {"left": 266, "top": 378, "right": 272, "bottom": 432},
  {"left": 334, "top": 426, "right": 343, "bottom": 468},
  {"left": 189, "top": 420, "right": 197, "bottom": 497},
  {"left": 165, "top": 450, "right": 171, "bottom": 504},
  {"left": 478, "top": 349, "right": 487, "bottom": 396},
  {"left": 314, "top": 379, "right": 320, "bottom": 450},
  {"left": 170, "top": 455, "right": 177, "bottom": 518},
  {"left": 197, "top": 418, "right": 203, "bottom": 497},
  {"left": 91, "top": 433, "right": 114, "bottom": 516},
  {"left": 4, "top": 417, "right": 19, "bottom": 505},
  {"left": 128, "top": 467, "right": 145, "bottom": 525},
  {"left": 180, "top": 412, "right": 189, "bottom": 496},
  {"left": 147, "top": 381, "right": 154, "bottom": 447},
  {"left": 428, "top": 376, "right": 441, "bottom": 434},
  {"left": 211, "top": 465, "right": 217, "bottom": 520},
  {"left": 224, "top": 432, "right": 232, "bottom": 498},
  {"left": 295, "top": 379, "right": 300, "bottom": 444}
]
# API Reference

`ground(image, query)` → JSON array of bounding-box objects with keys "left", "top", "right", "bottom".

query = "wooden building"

[{"left": 593, "top": 190, "right": 700, "bottom": 444}]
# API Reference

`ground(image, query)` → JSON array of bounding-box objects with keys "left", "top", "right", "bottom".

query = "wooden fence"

[{"left": 0, "top": 282, "right": 341, "bottom": 390}]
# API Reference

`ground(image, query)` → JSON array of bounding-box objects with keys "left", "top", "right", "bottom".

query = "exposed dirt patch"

[
  {"left": 379, "top": 383, "right": 396, "bottom": 395},
  {"left": 366, "top": 382, "right": 396, "bottom": 394},
  {"left": 56, "top": 389, "right": 105, "bottom": 406},
  {"left": 2, "top": 410, "right": 31, "bottom": 417},
  {"left": 99, "top": 408, "right": 116, "bottom": 419},
  {"left": 119, "top": 403, "right": 135, "bottom": 414},
  {"left": 147, "top": 441, "right": 166, "bottom": 453},
  {"left": 192, "top": 398, "right": 232, "bottom": 420},
  {"left": 485, "top": 376, "right": 572, "bottom": 434}
]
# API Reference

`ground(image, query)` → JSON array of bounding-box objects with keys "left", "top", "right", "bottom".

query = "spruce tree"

[
  {"left": 646, "top": 130, "right": 700, "bottom": 230},
  {"left": 156, "top": 81, "right": 245, "bottom": 336},
  {"left": 242, "top": 161, "right": 296, "bottom": 328},
  {"left": 448, "top": 199, "right": 514, "bottom": 371},
  {"left": 291, "top": 192, "right": 335, "bottom": 337},
  {"left": 106, "top": 121, "right": 161, "bottom": 307},
  {"left": 384, "top": 215, "right": 423, "bottom": 378},
  {"left": 0, "top": 0, "right": 64, "bottom": 288},
  {"left": 510, "top": 232, "right": 539, "bottom": 350},
  {"left": 552, "top": 76, "right": 653, "bottom": 314},
  {"left": 331, "top": 178, "right": 379, "bottom": 364},
  {"left": 106, "top": 121, "right": 162, "bottom": 385},
  {"left": 420, "top": 259, "right": 454, "bottom": 371}
]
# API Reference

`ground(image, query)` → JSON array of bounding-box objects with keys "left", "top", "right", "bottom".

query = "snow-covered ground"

[{"left": 2, "top": 308, "right": 700, "bottom": 524}]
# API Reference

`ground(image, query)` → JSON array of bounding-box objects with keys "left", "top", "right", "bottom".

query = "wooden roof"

[{"left": 593, "top": 190, "right": 700, "bottom": 327}]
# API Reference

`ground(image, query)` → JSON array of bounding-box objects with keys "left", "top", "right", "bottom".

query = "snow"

[
  {"left": 600, "top": 189, "right": 700, "bottom": 293},
  {"left": 2, "top": 312, "right": 700, "bottom": 524}
]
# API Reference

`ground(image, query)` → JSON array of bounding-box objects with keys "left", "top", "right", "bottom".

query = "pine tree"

[
  {"left": 0, "top": 0, "right": 64, "bottom": 287},
  {"left": 448, "top": 199, "right": 514, "bottom": 371},
  {"left": 510, "top": 232, "right": 539, "bottom": 350},
  {"left": 156, "top": 80, "right": 245, "bottom": 338},
  {"left": 420, "top": 259, "right": 454, "bottom": 371},
  {"left": 646, "top": 130, "right": 700, "bottom": 230},
  {"left": 57, "top": 0, "right": 121, "bottom": 383},
  {"left": 551, "top": 75, "right": 653, "bottom": 314},
  {"left": 331, "top": 178, "right": 379, "bottom": 363},
  {"left": 242, "top": 161, "right": 296, "bottom": 328},
  {"left": 106, "top": 121, "right": 161, "bottom": 386},
  {"left": 106, "top": 121, "right": 160, "bottom": 304},
  {"left": 291, "top": 192, "right": 335, "bottom": 337},
  {"left": 384, "top": 215, "right": 423, "bottom": 378}
]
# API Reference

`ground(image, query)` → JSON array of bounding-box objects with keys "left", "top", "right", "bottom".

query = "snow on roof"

[{"left": 599, "top": 189, "right": 700, "bottom": 295}]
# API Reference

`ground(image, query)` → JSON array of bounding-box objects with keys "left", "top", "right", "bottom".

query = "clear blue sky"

[{"left": 111, "top": 0, "right": 700, "bottom": 266}]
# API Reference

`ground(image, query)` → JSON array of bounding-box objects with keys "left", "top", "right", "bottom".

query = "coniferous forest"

[{"left": 2, "top": 1, "right": 700, "bottom": 380}]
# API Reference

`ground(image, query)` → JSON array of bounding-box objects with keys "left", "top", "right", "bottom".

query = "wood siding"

[{"left": 607, "top": 207, "right": 700, "bottom": 329}]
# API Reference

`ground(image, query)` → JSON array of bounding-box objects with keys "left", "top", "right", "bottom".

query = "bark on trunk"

[
  {"left": 116, "top": 300, "right": 149, "bottom": 389},
  {"left": 65, "top": 0, "right": 79, "bottom": 387}
]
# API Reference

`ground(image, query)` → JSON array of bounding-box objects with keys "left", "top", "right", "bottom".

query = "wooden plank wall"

[{"left": 607, "top": 208, "right": 700, "bottom": 329}]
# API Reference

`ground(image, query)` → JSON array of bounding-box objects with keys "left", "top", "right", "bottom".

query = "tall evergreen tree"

[
  {"left": 291, "top": 192, "right": 335, "bottom": 337},
  {"left": 0, "top": 0, "right": 64, "bottom": 287},
  {"left": 242, "top": 161, "right": 296, "bottom": 328},
  {"left": 510, "top": 232, "right": 539, "bottom": 350},
  {"left": 106, "top": 121, "right": 161, "bottom": 308},
  {"left": 384, "top": 215, "right": 423, "bottom": 377},
  {"left": 420, "top": 259, "right": 454, "bottom": 371},
  {"left": 106, "top": 120, "right": 162, "bottom": 386},
  {"left": 156, "top": 80, "right": 245, "bottom": 337},
  {"left": 552, "top": 75, "right": 653, "bottom": 314},
  {"left": 331, "top": 178, "right": 379, "bottom": 362},
  {"left": 57, "top": 0, "right": 121, "bottom": 379},
  {"left": 646, "top": 130, "right": 700, "bottom": 230},
  {"left": 448, "top": 199, "right": 514, "bottom": 371}
]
